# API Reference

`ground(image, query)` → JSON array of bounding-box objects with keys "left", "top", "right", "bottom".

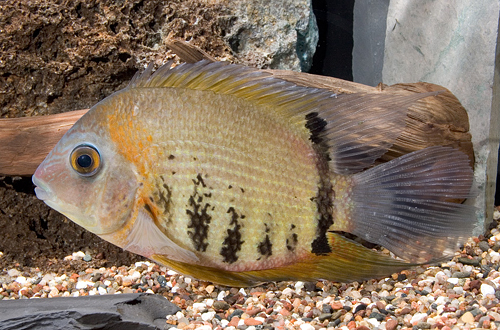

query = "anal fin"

[{"left": 151, "top": 233, "right": 414, "bottom": 287}]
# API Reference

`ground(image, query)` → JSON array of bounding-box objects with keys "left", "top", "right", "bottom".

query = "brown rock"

[
  {"left": 386, "top": 318, "right": 398, "bottom": 330},
  {"left": 244, "top": 318, "right": 263, "bottom": 326}
]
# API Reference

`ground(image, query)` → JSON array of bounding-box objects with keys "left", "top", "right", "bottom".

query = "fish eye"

[{"left": 70, "top": 145, "right": 101, "bottom": 176}]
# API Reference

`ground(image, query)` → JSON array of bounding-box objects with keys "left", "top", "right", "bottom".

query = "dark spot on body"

[
  {"left": 186, "top": 175, "right": 212, "bottom": 252},
  {"left": 240, "top": 187, "right": 245, "bottom": 193},
  {"left": 305, "top": 112, "right": 328, "bottom": 144},
  {"left": 192, "top": 173, "right": 206, "bottom": 188},
  {"left": 228, "top": 185, "right": 232, "bottom": 189},
  {"left": 306, "top": 112, "right": 335, "bottom": 256},
  {"left": 220, "top": 207, "right": 244, "bottom": 263},
  {"left": 286, "top": 233, "right": 298, "bottom": 252},
  {"left": 168, "top": 154, "right": 175, "bottom": 160},
  {"left": 257, "top": 235, "right": 273, "bottom": 258}
]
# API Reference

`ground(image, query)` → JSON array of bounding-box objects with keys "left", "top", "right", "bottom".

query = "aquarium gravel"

[{"left": 1, "top": 208, "right": 500, "bottom": 330}]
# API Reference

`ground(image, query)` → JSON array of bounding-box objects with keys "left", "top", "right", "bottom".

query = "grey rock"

[
  {"left": 458, "top": 257, "right": 481, "bottom": 266},
  {"left": 352, "top": 0, "right": 390, "bottom": 86},
  {"left": 451, "top": 271, "right": 471, "bottom": 278},
  {"left": 0, "top": 293, "right": 180, "bottom": 330},
  {"left": 318, "top": 313, "right": 332, "bottom": 321},
  {"left": 224, "top": 0, "right": 318, "bottom": 71},
  {"left": 479, "top": 241, "right": 490, "bottom": 252},
  {"left": 382, "top": 0, "right": 500, "bottom": 232}
]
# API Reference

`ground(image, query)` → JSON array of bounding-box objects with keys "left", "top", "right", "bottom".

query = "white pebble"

[
  {"left": 166, "top": 270, "right": 177, "bottom": 275},
  {"left": 411, "top": 312, "right": 427, "bottom": 324},
  {"left": 15, "top": 276, "right": 27, "bottom": 285},
  {"left": 435, "top": 271, "right": 448, "bottom": 284},
  {"left": 295, "top": 281, "right": 304, "bottom": 292},
  {"left": 300, "top": 324, "right": 315, "bottom": 330},
  {"left": 184, "top": 277, "right": 191, "bottom": 284},
  {"left": 75, "top": 280, "right": 94, "bottom": 289},
  {"left": 201, "top": 311, "right": 215, "bottom": 321},
  {"left": 104, "top": 280, "right": 111, "bottom": 287},
  {"left": 98, "top": 286, "right": 107, "bottom": 295},
  {"left": 205, "top": 298, "right": 214, "bottom": 307},
  {"left": 217, "top": 290, "right": 227, "bottom": 301},
  {"left": 196, "top": 326, "right": 212, "bottom": 330},
  {"left": 366, "top": 318, "right": 380, "bottom": 327},
  {"left": 72, "top": 251, "right": 85, "bottom": 260},
  {"left": 221, "top": 319, "right": 229, "bottom": 327},
  {"left": 129, "top": 271, "right": 141, "bottom": 281},
  {"left": 239, "top": 288, "right": 247, "bottom": 296},
  {"left": 481, "top": 283, "right": 496, "bottom": 296},
  {"left": 192, "top": 302, "right": 206, "bottom": 311},
  {"left": 447, "top": 278, "right": 459, "bottom": 285},
  {"left": 282, "top": 287, "right": 294, "bottom": 296},
  {"left": 7, "top": 269, "right": 20, "bottom": 277},
  {"left": 453, "top": 286, "right": 464, "bottom": 295}
]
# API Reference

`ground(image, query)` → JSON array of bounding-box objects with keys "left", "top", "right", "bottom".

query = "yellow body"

[{"left": 101, "top": 87, "right": 322, "bottom": 271}]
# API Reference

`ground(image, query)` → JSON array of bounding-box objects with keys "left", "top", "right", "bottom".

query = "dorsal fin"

[{"left": 128, "top": 61, "right": 439, "bottom": 173}]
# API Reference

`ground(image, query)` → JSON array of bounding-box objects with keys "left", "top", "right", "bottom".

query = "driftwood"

[{"left": 0, "top": 40, "right": 474, "bottom": 176}]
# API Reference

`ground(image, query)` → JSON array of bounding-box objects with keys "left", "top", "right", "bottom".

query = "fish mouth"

[{"left": 32, "top": 175, "right": 53, "bottom": 202}]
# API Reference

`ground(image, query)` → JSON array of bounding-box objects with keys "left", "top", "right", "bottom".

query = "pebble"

[
  {"left": 460, "top": 311, "right": 475, "bottom": 324},
  {"left": 481, "top": 283, "right": 496, "bottom": 296},
  {"left": 2, "top": 210, "right": 500, "bottom": 330},
  {"left": 385, "top": 318, "right": 398, "bottom": 330}
]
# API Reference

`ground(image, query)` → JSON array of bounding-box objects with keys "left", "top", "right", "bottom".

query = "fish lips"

[{"left": 32, "top": 170, "right": 53, "bottom": 202}]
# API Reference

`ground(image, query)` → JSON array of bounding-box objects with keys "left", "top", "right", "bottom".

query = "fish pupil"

[{"left": 77, "top": 154, "right": 93, "bottom": 168}]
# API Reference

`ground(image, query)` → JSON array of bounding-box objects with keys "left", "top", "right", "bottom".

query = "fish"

[{"left": 32, "top": 60, "right": 475, "bottom": 287}]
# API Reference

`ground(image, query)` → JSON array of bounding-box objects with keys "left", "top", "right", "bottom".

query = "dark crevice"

[{"left": 310, "top": 0, "right": 354, "bottom": 80}]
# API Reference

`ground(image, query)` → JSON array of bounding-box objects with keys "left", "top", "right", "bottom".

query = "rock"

[
  {"left": 481, "top": 283, "right": 496, "bottom": 296},
  {"left": 385, "top": 318, "right": 398, "bottom": 330},
  {"left": 458, "top": 257, "right": 481, "bottom": 266},
  {"left": 213, "top": 300, "right": 230, "bottom": 311},
  {"left": 244, "top": 317, "right": 263, "bottom": 326},
  {"left": 225, "top": 0, "right": 317, "bottom": 71},
  {"left": 318, "top": 313, "right": 332, "bottom": 321},
  {"left": 460, "top": 311, "right": 475, "bottom": 324},
  {"left": 451, "top": 271, "right": 471, "bottom": 278},
  {"left": 479, "top": 241, "right": 490, "bottom": 252},
  {"left": 300, "top": 324, "right": 315, "bottom": 330},
  {"left": 0, "top": 293, "right": 180, "bottom": 329}
]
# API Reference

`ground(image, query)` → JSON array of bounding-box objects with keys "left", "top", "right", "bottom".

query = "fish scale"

[
  {"left": 111, "top": 88, "right": 322, "bottom": 270},
  {"left": 32, "top": 61, "right": 475, "bottom": 286}
]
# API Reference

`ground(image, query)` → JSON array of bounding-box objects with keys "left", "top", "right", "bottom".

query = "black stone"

[
  {"left": 0, "top": 293, "right": 180, "bottom": 330},
  {"left": 369, "top": 311, "right": 385, "bottom": 322},
  {"left": 228, "top": 309, "right": 244, "bottom": 321}
]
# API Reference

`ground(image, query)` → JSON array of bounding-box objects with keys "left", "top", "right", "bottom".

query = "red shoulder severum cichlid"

[{"left": 32, "top": 61, "right": 475, "bottom": 286}]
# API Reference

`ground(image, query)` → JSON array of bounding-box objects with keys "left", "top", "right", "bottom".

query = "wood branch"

[{"left": 0, "top": 110, "right": 88, "bottom": 176}]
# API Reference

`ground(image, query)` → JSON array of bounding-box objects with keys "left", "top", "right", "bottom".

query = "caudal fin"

[{"left": 349, "top": 146, "right": 475, "bottom": 263}]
